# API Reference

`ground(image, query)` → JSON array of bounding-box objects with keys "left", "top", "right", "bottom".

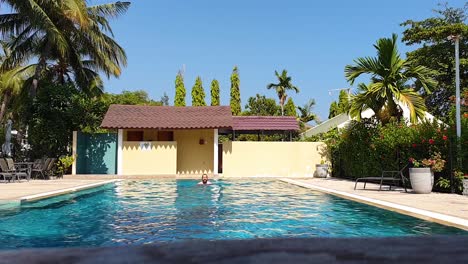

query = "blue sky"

[{"left": 91, "top": 0, "right": 466, "bottom": 120}]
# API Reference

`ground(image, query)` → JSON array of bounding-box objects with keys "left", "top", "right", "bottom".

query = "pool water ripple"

[{"left": 0, "top": 179, "right": 466, "bottom": 249}]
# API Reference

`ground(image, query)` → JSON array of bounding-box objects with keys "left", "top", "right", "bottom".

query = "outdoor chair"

[
  {"left": 0, "top": 159, "right": 18, "bottom": 183},
  {"left": 32, "top": 158, "right": 50, "bottom": 179},
  {"left": 5, "top": 158, "right": 29, "bottom": 181},
  {"left": 354, "top": 164, "right": 409, "bottom": 192},
  {"left": 44, "top": 158, "right": 57, "bottom": 179}
]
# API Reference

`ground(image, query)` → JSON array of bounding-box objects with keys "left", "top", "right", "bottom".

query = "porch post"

[
  {"left": 213, "top": 129, "right": 218, "bottom": 175},
  {"left": 117, "top": 129, "right": 123, "bottom": 175},
  {"left": 72, "top": 131, "right": 77, "bottom": 175}
]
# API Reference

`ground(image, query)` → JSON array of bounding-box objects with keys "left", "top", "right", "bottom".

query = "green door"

[{"left": 76, "top": 132, "right": 117, "bottom": 174}]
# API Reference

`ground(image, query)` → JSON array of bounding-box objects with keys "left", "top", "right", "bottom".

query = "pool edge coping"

[
  {"left": 280, "top": 178, "right": 468, "bottom": 231},
  {"left": 18, "top": 179, "right": 121, "bottom": 203}
]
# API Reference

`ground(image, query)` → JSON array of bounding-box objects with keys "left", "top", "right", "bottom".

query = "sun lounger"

[
  {"left": 5, "top": 158, "right": 29, "bottom": 181},
  {"left": 354, "top": 164, "right": 408, "bottom": 192},
  {"left": 0, "top": 159, "right": 17, "bottom": 182}
]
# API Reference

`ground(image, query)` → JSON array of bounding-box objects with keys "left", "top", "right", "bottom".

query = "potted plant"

[
  {"left": 315, "top": 159, "right": 329, "bottom": 178},
  {"left": 462, "top": 171, "right": 468, "bottom": 196},
  {"left": 56, "top": 155, "right": 75, "bottom": 178},
  {"left": 409, "top": 152, "right": 445, "bottom": 194}
]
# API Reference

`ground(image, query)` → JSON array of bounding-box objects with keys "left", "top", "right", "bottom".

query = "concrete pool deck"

[
  {"left": 281, "top": 178, "right": 468, "bottom": 230},
  {"left": 0, "top": 179, "right": 118, "bottom": 204}
]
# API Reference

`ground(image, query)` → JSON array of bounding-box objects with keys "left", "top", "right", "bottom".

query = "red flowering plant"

[{"left": 409, "top": 152, "right": 446, "bottom": 172}]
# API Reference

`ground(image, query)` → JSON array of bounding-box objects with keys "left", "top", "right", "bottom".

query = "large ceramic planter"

[
  {"left": 463, "top": 179, "right": 468, "bottom": 196},
  {"left": 409, "top": 168, "right": 434, "bottom": 194},
  {"left": 315, "top": 164, "right": 329, "bottom": 178}
]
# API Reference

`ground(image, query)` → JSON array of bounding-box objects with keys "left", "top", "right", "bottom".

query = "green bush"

[
  {"left": 56, "top": 155, "right": 75, "bottom": 177},
  {"left": 305, "top": 118, "right": 465, "bottom": 193}
]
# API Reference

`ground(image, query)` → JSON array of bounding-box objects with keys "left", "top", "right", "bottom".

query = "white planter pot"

[
  {"left": 463, "top": 179, "right": 468, "bottom": 196},
  {"left": 315, "top": 164, "right": 328, "bottom": 178},
  {"left": 409, "top": 168, "right": 434, "bottom": 194}
]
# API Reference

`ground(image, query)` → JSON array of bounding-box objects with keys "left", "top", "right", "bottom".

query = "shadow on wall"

[
  {"left": 77, "top": 133, "right": 117, "bottom": 174},
  {"left": 123, "top": 142, "right": 176, "bottom": 151}
]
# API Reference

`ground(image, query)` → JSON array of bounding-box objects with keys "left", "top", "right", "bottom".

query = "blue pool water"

[{"left": 0, "top": 180, "right": 466, "bottom": 249}]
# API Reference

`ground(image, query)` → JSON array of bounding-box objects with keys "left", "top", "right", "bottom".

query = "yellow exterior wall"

[
  {"left": 222, "top": 141, "right": 327, "bottom": 177},
  {"left": 122, "top": 141, "right": 177, "bottom": 175},
  {"left": 174, "top": 129, "right": 214, "bottom": 174}
]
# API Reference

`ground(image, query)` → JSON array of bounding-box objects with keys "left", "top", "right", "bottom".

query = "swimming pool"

[{"left": 0, "top": 180, "right": 465, "bottom": 249}]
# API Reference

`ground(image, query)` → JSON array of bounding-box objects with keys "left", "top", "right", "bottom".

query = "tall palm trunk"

[
  {"left": 280, "top": 95, "right": 287, "bottom": 116},
  {"left": 0, "top": 90, "right": 11, "bottom": 122},
  {"left": 31, "top": 43, "right": 52, "bottom": 96},
  {"left": 31, "top": 56, "right": 47, "bottom": 97}
]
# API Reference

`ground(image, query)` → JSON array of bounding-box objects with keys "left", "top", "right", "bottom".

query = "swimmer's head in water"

[{"left": 201, "top": 174, "right": 208, "bottom": 184}]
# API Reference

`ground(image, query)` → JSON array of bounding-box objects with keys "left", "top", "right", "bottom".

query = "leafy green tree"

[
  {"left": 106, "top": 90, "right": 162, "bottom": 106},
  {"left": 298, "top": 99, "right": 319, "bottom": 123},
  {"left": 174, "top": 71, "right": 186, "bottom": 106},
  {"left": 230, "top": 66, "right": 241, "bottom": 115},
  {"left": 210, "top": 79, "right": 220, "bottom": 106},
  {"left": 284, "top": 97, "right": 297, "bottom": 117},
  {"left": 29, "top": 82, "right": 80, "bottom": 157},
  {"left": 72, "top": 90, "right": 161, "bottom": 133},
  {"left": 328, "top": 90, "right": 350, "bottom": 118},
  {"left": 243, "top": 94, "right": 279, "bottom": 116},
  {"left": 191, "top": 76, "right": 206, "bottom": 106},
  {"left": 345, "top": 34, "right": 437, "bottom": 124},
  {"left": 0, "top": 0, "right": 130, "bottom": 95},
  {"left": 401, "top": 3, "right": 468, "bottom": 118},
  {"left": 267, "top": 69, "right": 299, "bottom": 116}
]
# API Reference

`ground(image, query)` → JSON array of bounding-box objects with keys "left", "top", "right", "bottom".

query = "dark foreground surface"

[{"left": 1, "top": 236, "right": 468, "bottom": 264}]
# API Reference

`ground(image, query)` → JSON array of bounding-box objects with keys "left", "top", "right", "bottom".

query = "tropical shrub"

[
  {"left": 56, "top": 155, "right": 75, "bottom": 177},
  {"left": 409, "top": 152, "right": 446, "bottom": 172},
  {"left": 306, "top": 118, "right": 464, "bottom": 193},
  {"left": 436, "top": 170, "right": 465, "bottom": 193}
]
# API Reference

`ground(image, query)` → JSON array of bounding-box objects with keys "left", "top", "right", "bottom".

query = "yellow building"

[{"left": 73, "top": 105, "right": 327, "bottom": 177}]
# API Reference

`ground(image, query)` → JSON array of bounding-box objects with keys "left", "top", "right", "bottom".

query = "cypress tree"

[
  {"left": 337, "top": 89, "right": 350, "bottom": 113},
  {"left": 284, "top": 97, "right": 297, "bottom": 117},
  {"left": 174, "top": 72, "right": 186, "bottom": 106},
  {"left": 191, "top": 76, "right": 206, "bottom": 106},
  {"left": 230, "top": 66, "right": 241, "bottom": 115},
  {"left": 210, "top": 79, "right": 220, "bottom": 106},
  {"left": 328, "top": 101, "right": 339, "bottom": 118}
]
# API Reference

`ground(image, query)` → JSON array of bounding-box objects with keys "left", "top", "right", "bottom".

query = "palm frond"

[
  {"left": 87, "top": 2, "right": 130, "bottom": 19},
  {"left": 395, "top": 89, "right": 427, "bottom": 124},
  {"left": 62, "top": 0, "right": 89, "bottom": 28}
]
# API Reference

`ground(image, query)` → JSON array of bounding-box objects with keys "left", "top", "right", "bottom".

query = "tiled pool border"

[
  {"left": 0, "top": 180, "right": 120, "bottom": 210},
  {"left": 280, "top": 178, "right": 468, "bottom": 231},
  {"left": 20, "top": 180, "right": 120, "bottom": 202}
]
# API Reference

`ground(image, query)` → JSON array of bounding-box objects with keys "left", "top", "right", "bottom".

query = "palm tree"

[
  {"left": 267, "top": 69, "right": 299, "bottom": 116},
  {"left": 0, "top": 0, "right": 129, "bottom": 95},
  {"left": 0, "top": 44, "right": 32, "bottom": 122},
  {"left": 345, "top": 34, "right": 436, "bottom": 124},
  {"left": 0, "top": 66, "right": 27, "bottom": 121},
  {"left": 297, "top": 99, "right": 319, "bottom": 124}
]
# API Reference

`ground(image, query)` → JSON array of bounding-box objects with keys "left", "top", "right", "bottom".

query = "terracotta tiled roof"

[
  {"left": 232, "top": 116, "right": 299, "bottom": 131},
  {"left": 101, "top": 105, "right": 233, "bottom": 129}
]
